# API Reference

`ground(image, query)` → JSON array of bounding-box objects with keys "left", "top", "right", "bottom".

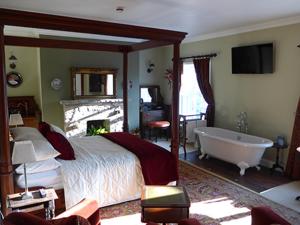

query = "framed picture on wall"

[{"left": 7, "top": 71, "right": 23, "bottom": 88}]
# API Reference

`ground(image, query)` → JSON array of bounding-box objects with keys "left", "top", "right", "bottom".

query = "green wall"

[
  {"left": 163, "top": 23, "right": 300, "bottom": 166},
  {"left": 39, "top": 48, "right": 140, "bottom": 131},
  {"left": 139, "top": 47, "right": 172, "bottom": 103},
  {"left": 5, "top": 46, "right": 42, "bottom": 108}
]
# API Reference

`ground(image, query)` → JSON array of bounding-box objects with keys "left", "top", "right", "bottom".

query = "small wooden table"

[
  {"left": 141, "top": 185, "right": 190, "bottom": 224},
  {"left": 7, "top": 188, "right": 58, "bottom": 219},
  {"left": 270, "top": 142, "right": 288, "bottom": 174}
]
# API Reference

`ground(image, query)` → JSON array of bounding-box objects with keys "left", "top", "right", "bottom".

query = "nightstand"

[{"left": 7, "top": 188, "right": 58, "bottom": 219}]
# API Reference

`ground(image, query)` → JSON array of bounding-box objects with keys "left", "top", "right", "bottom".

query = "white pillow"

[
  {"left": 11, "top": 127, "right": 60, "bottom": 160},
  {"left": 50, "top": 124, "right": 67, "bottom": 138},
  {"left": 15, "top": 158, "right": 61, "bottom": 174},
  {"left": 10, "top": 127, "right": 44, "bottom": 141}
]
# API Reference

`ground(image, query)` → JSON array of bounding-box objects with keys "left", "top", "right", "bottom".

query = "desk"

[
  {"left": 141, "top": 186, "right": 190, "bottom": 224},
  {"left": 7, "top": 189, "right": 58, "bottom": 219}
]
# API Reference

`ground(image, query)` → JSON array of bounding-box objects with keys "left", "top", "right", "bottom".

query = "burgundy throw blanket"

[{"left": 102, "top": 132, "right": 178, "bottom": 185}]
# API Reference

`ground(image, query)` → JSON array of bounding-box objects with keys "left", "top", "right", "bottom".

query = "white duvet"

[{"left": 58, "top": 135, "right": 144, "bottom": 209}]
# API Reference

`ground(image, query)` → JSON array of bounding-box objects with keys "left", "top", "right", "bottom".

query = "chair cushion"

[{"left": 148, "top": 121, "right": 170, "bottom": 128}]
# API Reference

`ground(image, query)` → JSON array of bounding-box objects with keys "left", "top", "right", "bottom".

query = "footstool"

[
  {"left": 147, "top": 121, "right": 170, "bottom": 142},
  {"left": 141, "top": 185, "right": 190, "bottom": 224}
]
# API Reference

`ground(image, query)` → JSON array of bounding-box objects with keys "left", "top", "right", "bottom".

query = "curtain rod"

[{"left": 180, "top": 53, "right": 217, "bottom": 61}]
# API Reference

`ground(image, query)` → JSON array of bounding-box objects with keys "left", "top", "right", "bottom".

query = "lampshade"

[
  {"left": 9, "top": 113, "right": 24, "bottom": 126},
  {"left": 12, "top": 140, "right": 38, "bottom": 165},
  {"left": 297, "top": 147, "right": 300, "bottom": 152}
]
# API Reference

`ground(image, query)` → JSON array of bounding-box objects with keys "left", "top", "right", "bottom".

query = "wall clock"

[
  {"left": 51, "top": 78, "right": 63, "bottom": 90},
  {"left": 7, "top": 71, "right": 23, "bottom": 88}
]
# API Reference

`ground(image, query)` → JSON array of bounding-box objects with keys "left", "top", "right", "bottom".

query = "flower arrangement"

[{"left": 87, "top": 126, "right": 108, "bottom": 135}]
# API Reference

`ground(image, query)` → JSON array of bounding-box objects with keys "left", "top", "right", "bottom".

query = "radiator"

[{"left": 186, "top": 120, "right": 207, "bottom": 143}]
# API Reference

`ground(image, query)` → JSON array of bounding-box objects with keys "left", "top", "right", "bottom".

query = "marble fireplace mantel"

[{"left": 60, "top": 98, "right": 123, "bottom": 137}]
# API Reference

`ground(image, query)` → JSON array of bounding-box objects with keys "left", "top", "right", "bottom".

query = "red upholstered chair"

[
  {"left": 251, "top": 206, "right": 291, "bottom": 225},
  {"left": 146, "top": 207, "right": 291, "bottom": 225},
  {"left": 3, "top": 199, "right": 100, "bottom": 225}
]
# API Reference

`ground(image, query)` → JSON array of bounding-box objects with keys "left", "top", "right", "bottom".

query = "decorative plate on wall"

[
  {"left": 51, "top": 78, "right": 63, "bottom": 90},
  {"left": 6, "top": 71, "right": 23, "bottom": 87}
]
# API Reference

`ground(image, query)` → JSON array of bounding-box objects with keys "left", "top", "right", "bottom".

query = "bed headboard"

[{"left": 8, "top": 96, "right": 41, "bottom": 127}]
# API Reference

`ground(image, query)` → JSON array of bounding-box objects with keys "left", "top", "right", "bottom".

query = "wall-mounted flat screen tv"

[{"left": 232, "top": 43, "right": 273, "bottom": 74}]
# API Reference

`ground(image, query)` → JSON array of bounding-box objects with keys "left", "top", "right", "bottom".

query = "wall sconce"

[
  {"left": 9, "top": 53, "right": 17, "bottom": 69},
  {"left": 147, "top": 62, "right": 155, "bottom": 73}
]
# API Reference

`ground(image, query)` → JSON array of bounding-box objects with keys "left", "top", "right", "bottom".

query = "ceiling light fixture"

[{"left": 116, "top": 6, "right": 125, "bottom": 13}]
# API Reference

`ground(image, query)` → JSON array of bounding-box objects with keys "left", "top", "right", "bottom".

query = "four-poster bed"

[{"left": 0, "top": 8, "right": 186, "bottom": 214}]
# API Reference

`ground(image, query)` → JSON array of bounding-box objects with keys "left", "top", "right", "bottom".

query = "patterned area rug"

[{"left": 100, "top": 161, "right": 300, "bottom": 225}]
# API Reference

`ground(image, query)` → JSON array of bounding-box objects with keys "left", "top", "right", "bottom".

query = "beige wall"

[
  {"left": 5, "top": 46, "right": 42, "bottom": 108},
  {"left": 164, "top": 23, "right": 300, "bottom": 166}
]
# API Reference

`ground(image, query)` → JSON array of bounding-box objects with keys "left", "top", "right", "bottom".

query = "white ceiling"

[{"left": 1, "top": 0, "right": 300, "bottom": 42}]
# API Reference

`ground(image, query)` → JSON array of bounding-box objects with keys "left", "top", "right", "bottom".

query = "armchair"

[{"left": 3, "top": 199, "right": 100, "bottom": 225}]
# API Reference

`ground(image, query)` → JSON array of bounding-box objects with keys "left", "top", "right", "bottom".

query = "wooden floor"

[{"left": 179, "top": 151, "right": 291, "bottom": 193}]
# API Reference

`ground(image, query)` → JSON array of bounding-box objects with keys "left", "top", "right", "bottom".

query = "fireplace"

[
  {"left": 60, "top": 98, "right": 123, "bottom": 137},
  {"left": 86, "top": 119, "right": 110, "bottom": 135}
]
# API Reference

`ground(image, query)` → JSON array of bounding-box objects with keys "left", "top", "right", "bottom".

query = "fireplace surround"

[{"left": 60, "top": 99, "right": 123, "bottom": 137}]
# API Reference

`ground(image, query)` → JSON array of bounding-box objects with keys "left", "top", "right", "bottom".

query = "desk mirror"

[
  {"left": 71, "top": 67, "right": 117, "bottom": 99},
  {"left": 140, "top": 85, "right": 163, "bottom": 107}
]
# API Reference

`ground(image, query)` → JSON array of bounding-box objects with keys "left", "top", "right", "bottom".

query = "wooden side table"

[
  {"left": 7, "top": 188, "right": 58, "bottom": 219},
  {"left": 141, "top": 185, "right": 190, "bottom": 224},
  {"left": 270, "top": 142, "right": 288, "bottom": 174}
]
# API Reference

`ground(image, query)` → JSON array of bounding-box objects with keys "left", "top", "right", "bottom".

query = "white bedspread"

[{"left": 58, "top": 135, "right": 144, "bottom": 209}]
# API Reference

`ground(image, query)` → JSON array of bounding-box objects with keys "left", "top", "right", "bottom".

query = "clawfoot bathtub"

[{"left": 194, "top": 127, "right": 273, "bottom": 176}]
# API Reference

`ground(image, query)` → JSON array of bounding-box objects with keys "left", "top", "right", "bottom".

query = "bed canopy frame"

[{"left": 0, "top": 8, "right": 186, "bottom": 214}]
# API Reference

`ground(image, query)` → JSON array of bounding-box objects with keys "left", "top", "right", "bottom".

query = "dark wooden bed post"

[
  {"left": 0, "top": 8, "right": 187, "bottom": 213},
  {"left": 122, "top": 51, "right": 129, "bottom": 132},
  {"left": 171, "top": 42, "right": 181, "bottom": 161},
  {"left": 0, "top": 24, "right": 14, "bottom": 215}
]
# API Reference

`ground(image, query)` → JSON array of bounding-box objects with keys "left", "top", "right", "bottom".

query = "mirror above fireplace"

[{"left": 71, "top": 67, "right": 117, "bottom": 99}]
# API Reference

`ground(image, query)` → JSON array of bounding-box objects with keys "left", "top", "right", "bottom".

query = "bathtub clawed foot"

[
  {"left": 256, "top": 165, "right": 261, "bottom": 171},
  {"left": 237, "top": 161, "right": 249, "bottom": 176},
  {"left": 198, "top": 153, "right": 207, "bottom": 160}
]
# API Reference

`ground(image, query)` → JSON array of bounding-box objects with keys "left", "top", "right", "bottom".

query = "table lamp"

[
  {"left": 12, "top": 140, "right": 38, "bottom": 200},
  {"left": 9, "top": 113, "right": 24, "bottom": 127}
]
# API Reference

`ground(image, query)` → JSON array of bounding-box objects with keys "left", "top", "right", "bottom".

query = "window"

[{"left": 179, "top": 63, "right": 207, "bottom": 116}]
